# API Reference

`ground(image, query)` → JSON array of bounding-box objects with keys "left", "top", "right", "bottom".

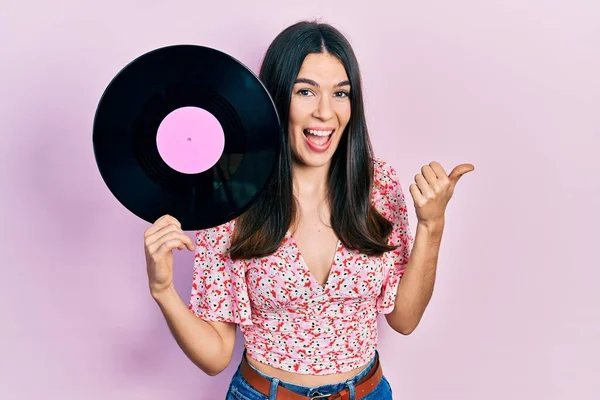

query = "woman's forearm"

[
  {"left": 151, "top": 285, "right": 236, "bottom": 376},
  {"left": 386, "top": 219, "right": 444, "bottom": 334}
]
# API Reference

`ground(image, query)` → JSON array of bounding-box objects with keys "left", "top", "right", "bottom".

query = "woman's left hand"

[{"left": 409, "top": 161, "right": 475, "bottom": 226}]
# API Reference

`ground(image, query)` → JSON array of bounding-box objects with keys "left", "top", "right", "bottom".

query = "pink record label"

[{"left": 156, "top": 106, "right": 225, "bottom": 174}]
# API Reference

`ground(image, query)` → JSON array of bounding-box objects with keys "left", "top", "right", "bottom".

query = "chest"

[
  {"left": 244, "top": 237, "right": 387, "bottom": 311},
  {"left": 289, "top": 210, "right": 339, "bottom": 287}
]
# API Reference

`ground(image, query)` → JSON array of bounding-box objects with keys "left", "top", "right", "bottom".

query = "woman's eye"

[
  {"left": 334, "top": 91, "right": 349, "bottom": 98},
  {"left": 297, "top": 89, "right": 312, "bottom": 96}
]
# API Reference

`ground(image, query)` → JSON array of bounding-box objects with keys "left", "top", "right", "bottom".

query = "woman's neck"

[{"left": 292, "top": 161, "right": 330, "bottom": 199}]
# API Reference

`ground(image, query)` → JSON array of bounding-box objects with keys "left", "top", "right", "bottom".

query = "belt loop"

[
  {"left": 269, "top": 377, "right": 280, "bottom": 400},
  {"left": 346, "top": 379, "right": 356, "bottom": 400}
]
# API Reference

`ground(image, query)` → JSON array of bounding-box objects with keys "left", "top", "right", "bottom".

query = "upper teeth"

[{"left": 306, "top": 129, "right": 333, "bottom": 136}]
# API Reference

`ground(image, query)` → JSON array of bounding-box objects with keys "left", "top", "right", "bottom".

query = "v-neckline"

[{"left": 285, "top": 230, "right": 340, "bottom": 290}]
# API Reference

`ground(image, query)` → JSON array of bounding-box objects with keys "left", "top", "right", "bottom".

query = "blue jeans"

[{"left": 225, "top": 351, "right": 393, "bottom": 400}]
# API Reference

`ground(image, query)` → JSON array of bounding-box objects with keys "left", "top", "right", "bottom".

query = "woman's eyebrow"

[{"left": 294, "top": 78, "right": 351, "bottom": 88}]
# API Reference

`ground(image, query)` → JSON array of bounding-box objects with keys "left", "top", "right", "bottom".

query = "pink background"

[{"left": 1, "top": 1, "right": 599, "bottom": 399}]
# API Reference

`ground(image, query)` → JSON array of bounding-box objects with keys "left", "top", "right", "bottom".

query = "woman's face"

[{"left": 288, "top": 52, "right": 351, "bottom": 168}]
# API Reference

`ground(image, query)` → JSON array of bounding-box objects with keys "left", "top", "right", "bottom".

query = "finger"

[
  {"left": 156, "top": 239, "right": 188, "bottom": 256},
  {"left": 145, "top": 224, "right": 181, "bottom": 248},
  {"left": 409, "top": 183, "right": 425, "bottom": 206},
  {"left": 415, "top": 173, "right": 434, "bottom": 198},
  {"left": 164, "top": 228, "right": 194, "bottom": 251},
  {"left": 148, "top": 231, "right": 192, "bottom": 255},
  {"left": 144, "top": 216, "right": 171, "bottom": 238},
  {"left": 165, "top": 235, "right": 194, "bottom": 252},
  {"left": 155, "top": 226, "right": 194, "bottom": 251},
  {"left": 144, "top": 214, "right": 182, "bottom": 238},
  {"left": 183, "top": 234, "right": 195, "bottom": 251},
  {"left": 448, "top": 163, "right": 475, "bottom": 185},
  {"left": 421, "top": 165, "right": 439, "bottom": 188},
  {"left": 429, "top": 161, "right": 448, "bottom": 180}
]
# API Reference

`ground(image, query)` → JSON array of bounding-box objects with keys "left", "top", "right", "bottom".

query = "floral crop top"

[{"left": 189, "top": 158, "right": 413, "bottom": 375}]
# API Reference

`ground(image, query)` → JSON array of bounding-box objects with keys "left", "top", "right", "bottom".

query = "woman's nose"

[{"left": 313, "top": 96, "right": 334, "bottom": 121}]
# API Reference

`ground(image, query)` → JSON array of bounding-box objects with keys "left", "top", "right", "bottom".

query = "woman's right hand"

[{"left": 144, "top": 214, "right": 195, "bottom": 295}]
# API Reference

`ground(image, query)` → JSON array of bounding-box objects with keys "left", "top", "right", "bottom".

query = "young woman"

[{"left": 144, "top": 20, "right": 474, "bottom": 400}]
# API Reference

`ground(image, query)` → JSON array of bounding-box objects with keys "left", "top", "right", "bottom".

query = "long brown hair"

[{"left": 229, "top": 21, "right": 397, "bottom": 260}]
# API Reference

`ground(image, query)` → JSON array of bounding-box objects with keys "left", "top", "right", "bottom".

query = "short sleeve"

[
  {"left": 372, "top": 159, "right": 414, "bottom": 314},
  {"left": 188, "top": 221, "right": 253, "bottom": 325}
]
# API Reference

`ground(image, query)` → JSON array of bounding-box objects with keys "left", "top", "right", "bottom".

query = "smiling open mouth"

[{"left": 303, "top": 128, "right": 334, "bottom": 147}]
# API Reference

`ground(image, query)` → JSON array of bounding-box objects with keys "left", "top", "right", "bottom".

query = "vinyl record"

[{"left": 92, "top": 45, "right": 281, "bottom": 231}]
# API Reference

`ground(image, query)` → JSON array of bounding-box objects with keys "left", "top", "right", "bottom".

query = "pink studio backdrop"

[{"left": 1, "top": 1, "right": 599, "bottom": 399}]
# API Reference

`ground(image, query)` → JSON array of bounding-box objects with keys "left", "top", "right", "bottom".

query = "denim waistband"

[{"left": 243, "top": 350, "right": 378, "bottom": 397}]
